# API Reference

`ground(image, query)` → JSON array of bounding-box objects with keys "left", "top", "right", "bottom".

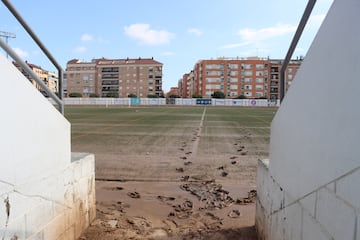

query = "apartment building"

[
  {"left": 178, "top": 57, "right": 302, "bottom": 99},
  {"left": 65, "top": 57, "right": 163, "bottom": 98},
  {"left": 65, "top": 59, "right": 96, "bottom": 97},
  {"left": 268, "top": 59, "right": 302, "bottom": 100},
  {"left": 13, "top": 61, "right": 59, "bottom": 95},
  {"left": 166, "top": 87, "right": 180, "bottom": 97}
]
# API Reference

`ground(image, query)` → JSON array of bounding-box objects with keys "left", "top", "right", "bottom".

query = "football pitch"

[{"left": 65, "top": 106, "right": 276, "bottom": 184}]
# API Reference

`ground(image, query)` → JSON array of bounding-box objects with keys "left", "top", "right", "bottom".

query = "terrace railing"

[{"left": 0, "top": 0, "right": 64, "bottom": 114}]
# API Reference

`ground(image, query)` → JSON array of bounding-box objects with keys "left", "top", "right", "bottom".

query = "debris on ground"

[
  {"left": 228, "top": 209, "right": 241, "bottom": 218},
  {"left": 180, "top": 180, "right": 234, "bottom": 210},
  {"left": 235, "top": 190, "right": 257, "bottom": 205},
  {"left": 127, "top": 191, "right": 141, "bottom": 199}
]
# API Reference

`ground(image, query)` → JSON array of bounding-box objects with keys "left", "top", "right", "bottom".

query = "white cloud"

[
  {"left": 238, "top": 23, "right": 296, "bottom": 42},
  {"left": 220, "top": 23, "right": 296, "bottom": 52},
  {"left": 124, "top": 23, "right": 175, "bottom": 45},
  {"left": 74, "top": 46, "right": 87, "bottom": 53},
  {"left": 80, "top": 33, "right": 93, "bottom": 42},
  {"left": 13, "top": 47, "right": 29, "bottom": 58},
  {"left": 188, "top": 28, "right": 203, "bottom": 36}
]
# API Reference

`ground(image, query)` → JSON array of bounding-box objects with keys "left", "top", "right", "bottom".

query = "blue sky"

[{"left": 1, "top": 0, "right": 333, "bottom": 92}]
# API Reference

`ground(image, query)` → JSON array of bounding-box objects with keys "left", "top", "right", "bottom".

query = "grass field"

[{"left": 65, "top": 106, "right": 276, "bottom": 183}]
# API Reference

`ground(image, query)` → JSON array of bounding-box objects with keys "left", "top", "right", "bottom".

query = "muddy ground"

[{"left": 69, "top": 107, "right": 272, "bottom": 240}]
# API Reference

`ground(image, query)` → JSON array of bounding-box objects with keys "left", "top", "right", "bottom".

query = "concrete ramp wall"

[
  {"left": 256, "top": 0, "right": 360, "bottom": 239},
  {"left": 0, "top": 53, "right": 95, "bottom": 239}
]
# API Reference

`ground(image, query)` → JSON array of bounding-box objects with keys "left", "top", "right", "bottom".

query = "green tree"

[
  {"left": 147, "top": 94, "right": 159, "bottom": 98},
  {"left": 169, "top": 94, "right": 180, "bottom": 98},
  {"left": 236, "top": 95, "right": 247, "bottom": 99},
  {"left": 128, "top": 93, "right": 137, "bottom": 98},
  {"left": 211, "top": 91, "right": 225, "bottom": 99},
  {"left": 69, "top": 92, "right": 82, "bottom": 97},
  {"left": 106, "top": 92, "right": 119, "bottom": 98},
  {"left": 192, "top": 93, "right": 203, "bottom": 98},
  {"left": 89, "top": 93, "right": 100, "bottom": 98}
]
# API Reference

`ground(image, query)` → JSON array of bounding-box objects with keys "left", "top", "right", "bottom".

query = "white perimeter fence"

[{"left": 58, "top": 98, "right": 280, "bottom": 107}]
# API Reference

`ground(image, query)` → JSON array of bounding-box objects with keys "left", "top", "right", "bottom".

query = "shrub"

[{"left": 69, "top": 92, "right": 82, "bottom": 97}]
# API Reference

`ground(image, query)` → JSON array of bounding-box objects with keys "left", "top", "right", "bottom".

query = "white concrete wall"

[
  {"left": 0, "top": 153, "right": 95, "bottom": 239},
  {"left": 269, "top": 0, "right": 360, "bottom": 200},
  {"left": 256, "top": 159, "right": 360, "bottom": 240},
  {"left": 256, "top": 0, "right": 360, "bottom": 239},
  {"left": 0, "top": 53, "right": 95, "bottom": 239},
  {"left": 0, "top": 53, "right": 70, "bottom": 185}
]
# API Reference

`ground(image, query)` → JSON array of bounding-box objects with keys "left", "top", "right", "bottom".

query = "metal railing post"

[
  {"left": 280, "top": 0, "right": 317, "bottom": 103},
  {"left": 2, "top": 0, "right": 64, "bottom": 113}
]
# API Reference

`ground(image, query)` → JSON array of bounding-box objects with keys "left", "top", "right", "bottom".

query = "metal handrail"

[
  {"left": 0, "top": 38, "right": 63, "bottom": 109},
  {"left": 1, "top": 0, "right": 64, "bottom": 114},
  {"left": 280, "top": 0, "right": 317, "bottom": 103}
]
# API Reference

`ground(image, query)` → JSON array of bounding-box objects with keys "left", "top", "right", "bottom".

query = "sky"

[{"left": 0, "top": 0, "right": 333, "bottom": 92}]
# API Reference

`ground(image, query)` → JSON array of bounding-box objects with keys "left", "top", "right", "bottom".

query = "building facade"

[
  {"left": 166, "top": 87, "right": 180, "bottom": 97},
  {"left": 13, "top": 61, "right": 58, "bottom": 96},
  {"left": 65, "top": 57, "right": 163, "bottom": 98},
  {"left": 178, "top": 57, "right": 302, "bottom": 99}
]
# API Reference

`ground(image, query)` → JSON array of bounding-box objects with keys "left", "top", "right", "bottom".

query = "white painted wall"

[
  {"left": 269, "top": 0, "right": 360, "bottom": 200},
  {"left": 256, "top": 0, "right": 360, "bottom": 239},
  {"left": 0, "top": 53, "right": 95, "bottom": 239},
  {"left": 0, "top": 53, "right": 70, "bottom": 185}
]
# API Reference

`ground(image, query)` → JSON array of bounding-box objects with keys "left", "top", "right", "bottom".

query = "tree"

[
  {"left": 236, "top": 95, "right": 247, "bottom": 99},
  {"left": 128, "top": 93, "right": 137, "bottom": 98},
  {"left": 211, "top": 91, "right": 225, "bottom": 99},
  {"left": 69, "top": 92, "right": 82, "bottom": 97},
  {"left": 106, "top": 92, "right": 119, "bottom": 98},
  {"left": 192, "top": 93, "right": 202, "bottom": 98},
  {"left": 89, "top": 93, "right": 100, "bottom": 98},
  {"left": 169, "top": 94, "right": 180, "bottom": 98},
  {"left": 147, "top": 94, "right": 159, "bottom": 98}
]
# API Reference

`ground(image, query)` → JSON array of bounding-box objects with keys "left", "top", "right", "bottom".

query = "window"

[
  {"left": 243, "top": 64, "right": 252, "bottom": 69},
  {"left": 256, "top": 71, "right": 263, "bottom": 76},
  {"left": 256, "top": 64, "right": 264, "bottom": 69},
  {"left": 256, "top": 85, "right": 263, "bottom": 90},
  {"left": 230, "top": 71, "right": 238, "bottom": 76},
  {"left": 244, "top": 71, "right": 252, "bottom": 76},
  {"left": 244, "top": 78, "right": 252, "bottom": 83},
  {"left": 205, "top": 64, "right": 222, "bottom": 69},
  {"left": 256, "top": 78, "right": 263, "bottom": 83}
]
